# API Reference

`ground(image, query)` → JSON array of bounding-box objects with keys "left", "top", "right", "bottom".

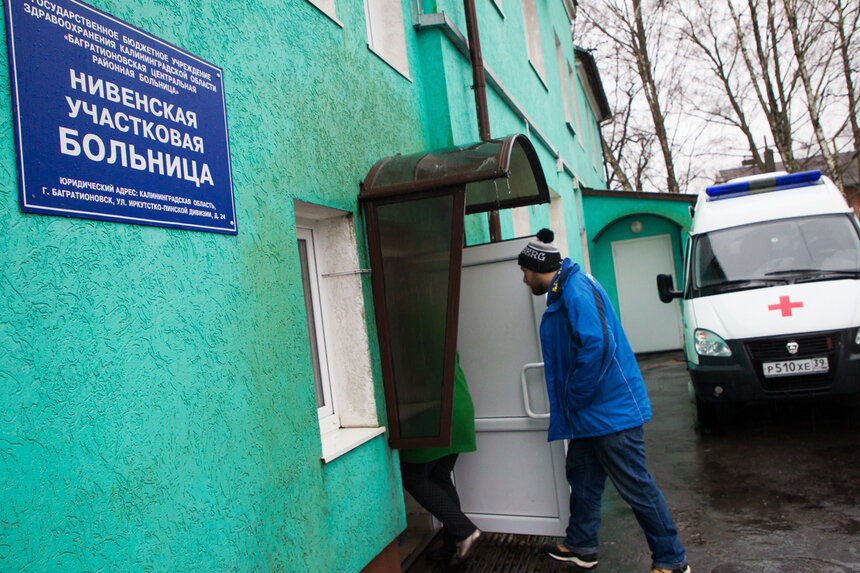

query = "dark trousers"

[{"left": 400, "top": 453, "right": 477, "bottom": 543}]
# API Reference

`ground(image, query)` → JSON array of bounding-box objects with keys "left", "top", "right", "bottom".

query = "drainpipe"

[
  {"left": 464, "top": 0, "right": 490, "bottom": 142},
  {"left": 463, "top": 0, "right": 501, "bottom": 242},
  {"left": 412, "top": 5, "right": 576, "bottom": 179}
]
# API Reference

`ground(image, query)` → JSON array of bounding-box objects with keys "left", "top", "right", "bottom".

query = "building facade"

[{"left": 0, "top": 0, "right": 609, "bottom": 570}]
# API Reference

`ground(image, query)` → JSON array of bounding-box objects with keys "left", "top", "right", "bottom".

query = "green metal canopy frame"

[{"left": 359, "top": 134, "right": 549, "bottom": 450}]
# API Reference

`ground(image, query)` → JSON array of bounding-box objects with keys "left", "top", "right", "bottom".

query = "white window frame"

[
  {"left": 548, "top": 187, "right": 569, "bottom": 259},
  {"left": 569, "top": 63, "right": 583, "bottom": 144},
  {"left": 555, "top": 34, "right": 572, "bottom": 126},
  {"left": 295, "top": 202, "right": 385, "bottom": 463},
  {"left": 297, "top": 226, "right": 340, "bottom": 435},
  {"left": 364, "top": 0, "right": 411, "bottom": 79},
  {"left": 521, "top": 0, "right": 547, "bottom": 86},
  {"left": 304, "top": 0, "right": 342, "bottom": 26},
  {"left": 577, "top": 62, "right": 604, "bottom": 168},
  {"left": 567, "top": 64, "right": 585, "bottom": 149}
]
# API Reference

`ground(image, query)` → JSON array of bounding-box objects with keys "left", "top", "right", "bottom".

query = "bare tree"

[
  {"left": 599, "top": 61, "right": 653, "bottom": 191},
  {"left": 579, "top": 0, "right": 682, "bottom": 192},
  {"left": 579, "top": 0, "right": 858, "bottom": 194},
  {"left": 629, "top": 0, "right": 680, "bottom": 192},
  {"left": 677, "top": 0, "right": 769, "bottom": 170},
  {"left": 674, "top": 0, "right": 854, "bottom": 179},
  {"left": 783, "top": 0, "right": 840, "bottom": 181},
  {"left": 601, "top": 82, "right": 637, "bottom": 191},
  {"left": 814, "top": 0, "right": 860, "bottom": 203},
  {"left": 726, "top": 0, "right": 801, "bottom": 170}
]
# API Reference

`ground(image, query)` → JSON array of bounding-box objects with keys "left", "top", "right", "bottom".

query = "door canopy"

[
  {"left": 359, "top": 134, "right": 549, "bottom": 449},
  {"left": 360, "top": 133, "right": 548, "bottom": 213}
]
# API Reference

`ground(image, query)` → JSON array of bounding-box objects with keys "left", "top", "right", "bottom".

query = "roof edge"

[{"left": 574, "top": 46, "right": 611, "bottom": 122}]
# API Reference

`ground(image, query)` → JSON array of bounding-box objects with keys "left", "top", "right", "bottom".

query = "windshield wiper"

[
  {"left": 794, "top": 269, "right": 860, "bottom": 283},
  {"left": 764, "top": 268, "right": 821, "bottom": 276},
  {"left": 702, "top": 278, "right": 789, "bottom": 292}
]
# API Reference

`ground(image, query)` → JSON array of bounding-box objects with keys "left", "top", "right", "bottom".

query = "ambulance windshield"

[{"left": 692, "top": 214, "right": 860, "bottom": 295}]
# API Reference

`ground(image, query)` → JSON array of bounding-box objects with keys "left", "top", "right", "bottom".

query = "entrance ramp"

[{"left": 405, "top": 533, "right": 577, "bottom": 572}]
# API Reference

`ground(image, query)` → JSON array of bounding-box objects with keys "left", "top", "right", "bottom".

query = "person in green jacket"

[{"left": 399, "top": 355, "right": 481, "bottom": 565}]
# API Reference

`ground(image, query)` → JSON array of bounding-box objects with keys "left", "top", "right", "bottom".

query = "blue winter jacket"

[{"left": 540, "top": 258, "right": 652, "bottom": 441}]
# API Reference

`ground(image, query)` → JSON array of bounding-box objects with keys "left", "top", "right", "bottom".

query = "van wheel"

[{"left": 695, "top": 397, "right": 725, "bottom": 432}]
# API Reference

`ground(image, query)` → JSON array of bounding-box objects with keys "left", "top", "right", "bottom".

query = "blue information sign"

[{"left": 4, "top": 0, "right": 237, "bottom": 234}]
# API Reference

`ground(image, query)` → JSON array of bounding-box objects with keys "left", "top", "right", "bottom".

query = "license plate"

[{"left": 762, "top": 357, "right": 829, "bottom": 378}]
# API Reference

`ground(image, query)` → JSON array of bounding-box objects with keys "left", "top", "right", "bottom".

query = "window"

[
  {"left": 548, "top": 188, "right": 569, "bottom": 259},
  {"left": 569, "top": 64, "right": 583, "bottom": 145},
  {"left": 555, "top": 34, "right": 572, "bottom": 126},
  {"left": 297, "top": 226, "right": 338, "bottom": 434},
  {"left": 521, "top": 0, "right": 546, "bottom": 84},
  {"left": 295, "top": 202, "right": 385, "bottom": 462},
  {"left": 305, "top": 0, "right": 340, "bottom": 24},
  {"left": 510, "top": 206, "right": 532, "bottom": 238},
  {"left": 364, "top": 0, "right": 410, "bottom": 79}
]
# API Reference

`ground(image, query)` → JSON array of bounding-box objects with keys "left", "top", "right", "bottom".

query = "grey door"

[{"left": 453, "top": 238, "right": 569, "bottom": 536}]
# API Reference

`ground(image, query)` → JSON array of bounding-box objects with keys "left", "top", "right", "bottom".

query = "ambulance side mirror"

[{"left": 656, "top": 274, "right": 682, "bottom": 303}]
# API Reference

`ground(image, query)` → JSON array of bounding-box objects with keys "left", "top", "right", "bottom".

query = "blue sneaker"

[{"left": 541, "top": 543, "right": 598, "bottom": 568}]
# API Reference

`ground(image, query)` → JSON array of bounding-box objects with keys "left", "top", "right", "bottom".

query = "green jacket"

[{"left": 399, "top": 357, "right": 476, "bottom": 464}]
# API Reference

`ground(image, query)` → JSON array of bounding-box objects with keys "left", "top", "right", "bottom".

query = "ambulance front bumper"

[{"left": 688, "top": 327, "right": 860, "bottom": 404}]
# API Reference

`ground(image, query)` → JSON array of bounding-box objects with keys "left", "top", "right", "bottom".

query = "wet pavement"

[{"left": 407, "top": 351, "right": 860, "bottom": 573}]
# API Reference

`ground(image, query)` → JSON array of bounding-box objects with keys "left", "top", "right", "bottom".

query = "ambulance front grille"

[
  {"left": 745, "top": 332, "right": 839, "bottom": 393},
  {"left": 746, "top": 333, "right": 837, "bottom": 361}
]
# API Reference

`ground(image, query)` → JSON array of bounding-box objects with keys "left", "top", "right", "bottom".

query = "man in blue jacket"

[{"left": 518, "top": 229, "right": 689, "bottom": 573}]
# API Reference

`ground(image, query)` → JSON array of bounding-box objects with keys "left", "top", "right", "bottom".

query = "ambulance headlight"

[
  {"left": 855, "top": 327, "right": 860, "bottom": 346},
  {"left": 694, "top": 329, "right": 732, "bottom": 357}
]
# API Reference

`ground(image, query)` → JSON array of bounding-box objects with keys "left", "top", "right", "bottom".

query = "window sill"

[
  {"left": 320, "top": 426, "right": 387, "bottom": 463},
  {"left": 528, "top": 59, "right": 549, "bottom": 92},
  {"left": 307, "top": 1, "right": 344, "bottom": 28},
  {"left": 366, "top": 44, "right": 412, "bottom": 82},
  {"left": 490, "top": 0, "right": 505, "bottom": 18}
]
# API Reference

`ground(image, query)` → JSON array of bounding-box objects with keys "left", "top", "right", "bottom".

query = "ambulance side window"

[
  {"left": 694, "top": 235, "right": 727, "bottom": 287},
  {"left": 683, "top": 235, "right": 693, "bottom": 296}
]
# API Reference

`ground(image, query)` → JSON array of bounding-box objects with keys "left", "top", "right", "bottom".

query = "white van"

[{"left": 657, "top": 170, "right": 860, "bottom": 427}]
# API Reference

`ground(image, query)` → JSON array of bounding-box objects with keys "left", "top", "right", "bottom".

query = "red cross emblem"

[{"left": 768, "top": 295, "right": 803, "bottom": 317}]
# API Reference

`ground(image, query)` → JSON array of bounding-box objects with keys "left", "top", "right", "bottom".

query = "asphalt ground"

[{"left": 407, "top": 351, "right": 860, "bottom": 573}]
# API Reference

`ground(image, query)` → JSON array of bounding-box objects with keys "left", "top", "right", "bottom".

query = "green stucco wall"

[
  {"left": 430, "top": 0, "right": 606, "bottom": 255},
  {"left": 2, "top": 0, "right": 614, "bottom": 569},
  {"left": 1, "top": 0, "right": 417, "bottom": 570},
  {"left": 581, "top": 192, "right": 694, "bottom": 311}
]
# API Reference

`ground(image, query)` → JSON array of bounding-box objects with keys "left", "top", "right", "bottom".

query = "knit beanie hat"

[{"left": 518, "top": 228, "right": 562, "bottom": 273}]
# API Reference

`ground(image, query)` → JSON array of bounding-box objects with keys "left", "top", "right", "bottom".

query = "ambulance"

[{"left": 657, "top": 170, "right": 860, "bottom": 427}]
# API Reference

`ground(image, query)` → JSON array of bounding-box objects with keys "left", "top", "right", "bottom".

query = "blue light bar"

[
  {"left": 774, "top": 170, "right": 822, "bottom": 188},
  {"left": 706, "top": 170, "right": 822, "bottom": 199}
]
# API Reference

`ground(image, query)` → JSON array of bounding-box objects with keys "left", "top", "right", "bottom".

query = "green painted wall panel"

[
  {"left": 431, "top": 0, "right": 606, "bottom": 252},
  {"left": 582, "top": 194, "right": 694, "bottom": 243},
  {"left": 582, "top": 193, "right": 694, "bottom": 311},
  {"left": 2, "top": 0, "right": 613, "bottom": 568},
  {"left": 588, "top": 214, "right": 686, "bottom": 312},
  {"left": 1, "top": 0, "right": 414, "bottom": 570}
]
